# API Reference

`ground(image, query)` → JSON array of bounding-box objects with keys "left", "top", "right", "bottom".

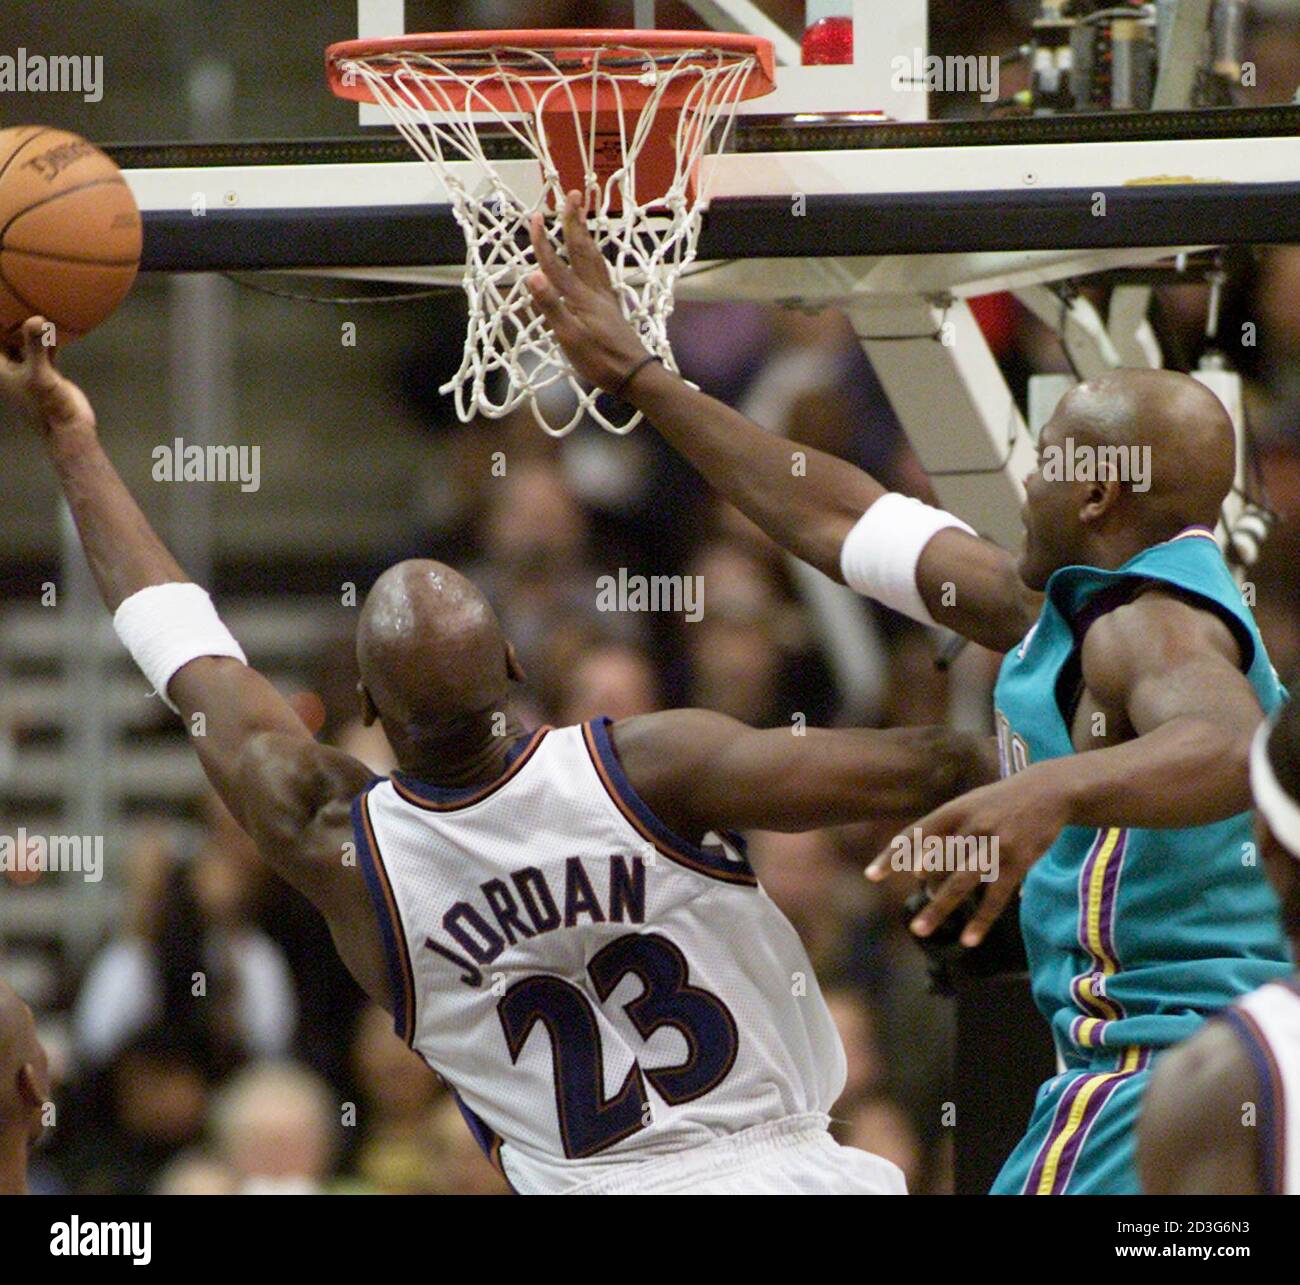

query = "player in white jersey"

[
  {"left": 1, "top": 318, "right": 990, "bottom": 1195},
  {"left": 361, "top": 715, "right": 927, "bottom": 1194},
  {"left": 1138, "top": 695, "right": 1300, "bottom": 1194}
]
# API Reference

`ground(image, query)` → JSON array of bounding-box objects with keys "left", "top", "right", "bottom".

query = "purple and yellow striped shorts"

[{"left": 991, "top": 1047, "right": 1151, "bottom": 1195}]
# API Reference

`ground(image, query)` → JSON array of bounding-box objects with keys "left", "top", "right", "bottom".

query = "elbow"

[{"left": 1174, "top": 716, "right": 1255, "bottom": 816}]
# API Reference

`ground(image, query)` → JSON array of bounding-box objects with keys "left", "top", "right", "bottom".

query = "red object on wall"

[
  {"left": 801, "top": 16, "right": 854, "bottom": 65},
  {"left": 969, "top": 293, "right": 1020, "bottom": 355}
]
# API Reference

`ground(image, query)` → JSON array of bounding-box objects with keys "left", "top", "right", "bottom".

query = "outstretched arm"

[
  {"left": 0, "top": 320, "right": 389, "bottom": 1005},
  {"left": 611, "top": 709, "right": 992, "bottom": 842},
  {"left": 526, "top": 194, "right": 1037, "bottom": 653},
  {"left": 868, "top": 590, "right": 1265, "bottom": 946}
]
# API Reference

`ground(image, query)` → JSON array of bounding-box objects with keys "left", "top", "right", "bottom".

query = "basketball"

[{"left": 0, "top": 125, "right": 141, "bottom": 344}]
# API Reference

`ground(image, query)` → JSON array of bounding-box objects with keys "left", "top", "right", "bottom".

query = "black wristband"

[{"left": 613, "top": 353, "right": 662, "bottom": 401}]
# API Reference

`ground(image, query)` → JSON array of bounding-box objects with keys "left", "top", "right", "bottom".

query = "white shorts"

[{"left": 561, "top": 1114, "right": 908, "bottom": 1195}]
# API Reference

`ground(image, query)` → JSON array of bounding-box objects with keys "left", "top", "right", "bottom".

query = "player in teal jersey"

[
  {"left": 528, "top": 195, "right": 1293, "bottom": 1193},
  {"left": 969, "top": 521, "right": 1290, "bottom": 1194}
]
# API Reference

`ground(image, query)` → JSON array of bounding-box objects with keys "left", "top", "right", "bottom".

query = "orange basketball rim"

[{"left": 326, "top": 29, "right": 777, "bottom": 208}]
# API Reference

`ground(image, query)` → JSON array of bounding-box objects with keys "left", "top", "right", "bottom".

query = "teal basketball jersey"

[{"left": 994, "top": 526, "right": 1292, "bottom": 1062}]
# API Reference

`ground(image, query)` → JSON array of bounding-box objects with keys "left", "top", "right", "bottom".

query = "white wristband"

[
  {"left": 839, "top": 493, "right": 976, "bottom": 627},
  {"left": 113, "top": 582, "right": 247, "bottom": 713},
  {"left": 1251, "top": 720, "right": 1300, "bottom": 862}
]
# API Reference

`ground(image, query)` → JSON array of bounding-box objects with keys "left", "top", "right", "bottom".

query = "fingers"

[
  {"left": 529, "top": 196, "right": 612, "bottom": 301},
  {"left": 22, "top": 317, "right": 62, "bottom": 390},
  {"left": 22, "top": 316, "right": 49, "bottom": 351},
  {"left": 528, "top": 212, "right": 579, "bottom": 297},
  {"left": 0, "top": 318, "right": 40, "bottom": 371},
  {"left": 525, "top": 270, "right": 562, "bottom": 312},
  {"left": 525, "top": 272, "right": 578, "bottom": 341},
  {"left": 908, "top": 869, "right": 981, "bottom": 938},
  {"left": 865, "top": 845, "right": 895, "bottom": 883},
  {"left": 561, "top": 190, "right": 612, "bottom": 288},
  {"left": 959, "top": 880, "right": 1015, "bottom": 948},
  {"left": 868, "top": 806, "right": 951, "bottom": 882}
]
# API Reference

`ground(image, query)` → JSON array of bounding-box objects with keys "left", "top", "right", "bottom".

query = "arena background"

[{"left": 3, "top": 0, "right": 1300, "bottom": 1196}]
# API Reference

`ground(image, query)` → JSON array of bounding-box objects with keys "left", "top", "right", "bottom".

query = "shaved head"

[
  {"left": 1060, "top": 369, "right": 1236, "bottom": 528},
  {"left": 0, "top": 979, "right": 49, "bottom": 1192},
  {"left": 1020, "top": 368, "right": 1238, "bottom": 588},
  {"left": 356, "top": 561, "right": 518, "bottom": 768}
]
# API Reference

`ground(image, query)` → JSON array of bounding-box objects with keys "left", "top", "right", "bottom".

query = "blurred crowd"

[
  {"left": 9, "top": 0, "right": 1300, "bottom": 1197},
  {"left": 26, "top": 242, "right": 1300, "bottom": 1195}
]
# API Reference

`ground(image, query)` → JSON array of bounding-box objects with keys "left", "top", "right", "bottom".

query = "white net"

[{"left": 335, "top": 41, "right": 761, "bottom": 436}]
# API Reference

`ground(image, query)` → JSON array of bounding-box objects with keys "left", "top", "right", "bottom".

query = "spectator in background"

[
  {"left": 823, "top": 986, "right": 886, "bottom": 1113},
  {"left": 210, "top": 1062, "right": 338, "bottom": 1195},
  {"left": 73, "top": 813, "right": 296, "bottom": 1072},
  {"left": 334, "top": 717, "right": 395, "bottom": 772},
  {"left": 1255, "top": 246, "right": 1300, "bottom": 405},
  {"left": 747, "top": 829, "right": 876, "bottom": 981},
  {"left": 543, "top": 636, "right": 662, "bottom": 725},
  {"left": 57, "top": 1027, "right": 211, "bottom": 1195},
  {"left": 1243, "top": 4, "right": 1300, "bottom": 109},
  {"left": 683, "top": 539, "right": 798, "bottom": 725},
  {"left": 152, "top": 1150, "right": 238, "bottom": 1195},
  {"left": 842, "top": 1095, "right": 927, "bottom": 1192},
  {"left": 470, "top": 460, "right": 607, "bottom": 674}
]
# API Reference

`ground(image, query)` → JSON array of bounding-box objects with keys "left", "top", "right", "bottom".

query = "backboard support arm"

[
  {"left": 849, "top": 295, "right": 1035, "bottom": 549},
  {"left": 679, "top": 0, "right": 804, "bottom": 65}
]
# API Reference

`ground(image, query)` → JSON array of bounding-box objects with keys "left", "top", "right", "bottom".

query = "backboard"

[
  {"left": 3, "top": 0, "right": 1298, "bottom": 281},
  {"left": 354, "top": 1, "right": 931, "bottom": 123},
  {"left": 5, "top": 0, "right": 1300, "bottom": 540},
  {"left": 0, "top": 1, "right": 922, "bottom": 148}
]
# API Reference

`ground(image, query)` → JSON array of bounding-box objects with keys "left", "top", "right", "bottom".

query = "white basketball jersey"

[
  {"left": 351, "top": 719, "right": 848, "bottom": 1194},
  {"left": 1223, "top": 978, "right": 1300, "bottom": 1194}
]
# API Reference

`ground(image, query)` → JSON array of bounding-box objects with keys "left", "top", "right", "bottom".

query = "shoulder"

[
  {"left": 1138, "top": 1017, "right": 1261, "bottom": 1194},
  {"left": 606, "top": 710, "right": 744, "bottom": 832},
  {"left": 606, "top": 709, "right": 736, "bottom": 784},
  {"left": 1081, "top": 585, "right": 1243, "bottom": 685}
]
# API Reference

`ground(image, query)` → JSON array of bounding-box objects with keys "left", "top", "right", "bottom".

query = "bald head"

[
  {"left": 0, "top": 980, "right": 48, "bottom": 1184},
  {"left": 1060, "top": 369, "right": 1236, "bottom": 532},
  {"left": 1020, "top": 369, "right": 1238, "bottom": 588},
  {"left": 356, "top": 561, "right": 514, "bottom": 755}
]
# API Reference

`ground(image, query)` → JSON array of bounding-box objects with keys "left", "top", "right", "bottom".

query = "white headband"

[{"left": 1250, "top": 719, "right": 1300, "bottom": 863}]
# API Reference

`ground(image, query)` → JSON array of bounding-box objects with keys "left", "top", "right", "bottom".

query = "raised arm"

[
  {"left": 0, "top": 319, "right": 390, "bottom": 1006},
  {"left": 526, "top": 194, "right": 1036, "bottom": 653},
  {"left": 610, "top": 708, "right": 991, "bottom": 842}
]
